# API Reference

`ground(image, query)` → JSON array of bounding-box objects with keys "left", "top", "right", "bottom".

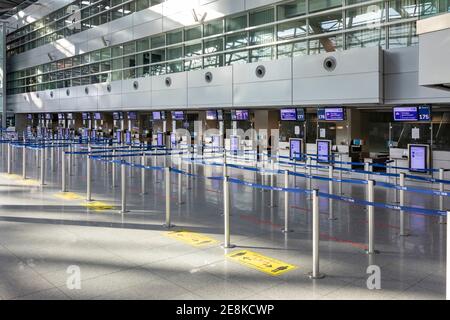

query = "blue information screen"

[
  {"left": 296, "top": 108, "right": 305, "bottom": 121},
  {"left": 230, "top": 136, "right": 239, "bottom": 152},
  {"left": 317, "top": 140, "right": 331, "bottom": 163},
  {"left": 157, "top": 132, "right": 164, "bottom": 146},
  {"left": 289, "top": 139, "right": 302, "bottom": 160},
  {"left": 393, "top": 107, "right": 418, "bottom": 121},
  {"left": 280, "top": 108, "right": 297, "bottom": 121},
  {"left": 325, "top": 107, "right": 345, "bottom": 121},
  {"left": 317, "top": 108, "right": 326, "bottom": 120},
  {"left": 418, "top": 105, "right": 431, "bottom": 121}
]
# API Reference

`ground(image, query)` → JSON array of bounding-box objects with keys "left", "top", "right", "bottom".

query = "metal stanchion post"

[
  {"left": 22, "top": 146, "right": 26, "bottom": 179},
  {"left": 50, "top": 143, "right": 54, "bottom": 172},
  {"left": 282, "top": 170, "right": 292, "bottom": 233},
  {"left": 141, "top": 153, "right": 146, "bottom": 195},
  {"left": 364, "top": 162, "right": 370, "bottom": 181},
  {"left": 86, "top": 154, "right": 92, "bottom": 201},
  {"left": 163, "top": 167, "right": 175, "bottom": 228},
  {"left": 40, "top": 148, "right": 45, "bottom": 186},
  {"left": 307, "top": 156, "right": 312, "bottom": 190},
  {"left": 120, "top": 161, "right": 128, "bottom": 214},
  {"left": 339, "top": 154, "right": 343, "bottom": 195},
  {"left": 7, "top": 143, "right": 11, "bottom": 174},
  {"left": 399, "top": 173, "right": 408, "bottom": 236},
  {"left": 177, "top": 157, "right": 183, "bottom": 205},
  {"left": 61, "top": 149, "right": 67, "bottom": 192},
  {"left": 112, "top": 149, "right": 116, "bottom": 188},
  {"left": 309, "top": 189, "right": 325, "bottom": 279},
  {"left": 221, "top": 176, "right": 235, "bottom": 249},
  {"left": 269, "top": 159, "right": 275, "bottom": 207},
  {"left": 365, "top": 180, "right": 379, "bottom": 254},
  {"left": 447, "top": 211, "right": 450, "bottom": 300},
  {"left": 328, "top": 165, "right": 336, "bottom": 220},
  {"left": 439, "top": 168, "right": 446, "bottom": 225},
  {"left": 68, "top": 144, "right": 72, "bottom": 176}
]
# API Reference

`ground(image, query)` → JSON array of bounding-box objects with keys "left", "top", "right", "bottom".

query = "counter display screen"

[
  {"left": 231, "top": 110, "right": 249, "bottom": 121},
  {"left": 317, "top": 108, "right": 326, "bottom": 120},
  {"left": 172, "top": 111, "right": 185, "bottom": 120},
  {"left": 113, "top": 112, "right": 123, "bottom": 120},
  {"left": 289, "top": 138, "right": 303, "bottom": 160},
  {"left": 127, "top": 112, "right": 137, "bottom": 120},
  {"left": 324, "top": 107, "right": 345, "bottom": 121},
  {"left": 317, "top": 140, "right": 331, "bottom": 163},
  {"left": 418, "top": 105, "right": 431, "bottom": 121},
  {"left": 280, "top": 108, "right": 297, "bottom": 121},
  {"left": 58, "top": 113, "right": 65, "bottom": 120},
  {"left": 94, "top": 113, "right": 102, "bottom": 120},
  {"left": 296, "top": 108, "right": 305, "bottom": 121},
  {"left": 212, "top": 135, "right": 220, "bottom": 147},
  {"left": 66, "top": 113, "right": 74, "bottom": 120},
  {"left": 157, "top": 132, "right": 164, "bottom": 146},
  {"left": 82, "top": 113, "right": 91, "bottom": 120},
  {"left": 217, "top": 110, "right": 223, "bottom": 121},
  {"left": 26, "top": 114, "right": 33, "bottom": 120},
  {"left": 409, "top": 144, "right": 428, "bottom": 172},
  {"left": 170, "top": 133, "right": 177, "bottom": 146},
  {"left": 125, "top": 131, "right": 132, "bottom": 144},
  {"left": 206, "top": 110, "right": 218, "bottom": 120},
  {"left": 393, "top": 107, "right": 418, "bottom": 121},
  {"left": 152, "top": 112, "right": 161, "bottom": 121},
  {"left": 45, "top": 113, "right": 53, "bottom": 120},
  {"left": 230, "top": 136, "right": 239, "bottom": 152},
  {"left": 115, "top": 131, "right": 122, "bottom": 143}
]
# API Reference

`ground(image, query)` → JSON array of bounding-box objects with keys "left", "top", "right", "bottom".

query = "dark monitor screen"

[
  {"left": 82, "top": 113, "right": 91, "bottom": 120},
  {"left": 94, "top": 112, "right": 102, "bottom": 120},
  {"left": 317, "top": 108, "right": 326, "bottom": 120},
  {"left": 45, "top": 113, "right": 53, "bottom": 120},
  {"left": 112, "top": 112, "right": 123, "bottom": 120},
  {"left": 418, "top": 105, "right": 431, "bottom": 121},
  {"left": 26, "top": 114, "right": 33, "bottom": 120},
  {"left": 172, "top": 111, "right": 185, "bottom": 120},
  {"left": 296, "top": 108, "right": 305, "bottom": 121},
  {"left": 206, "top": 110, "right": 218, "bottom": 120},
  {"left": 66, "top": 113, "right": 74, "bottom": 120},
  {"left": 58, "top": 113, "right": 65, "bottom": 120},
  {"left": 217, "top": 110, "right": 223, "bottom": 121},
  {"left": 280, "top": 108, "right": 297, "bottom": 121},
  {"left": 232, "top": 110, "right": 249, "bottom": 121}
]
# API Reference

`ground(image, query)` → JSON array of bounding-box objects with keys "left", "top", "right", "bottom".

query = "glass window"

[
  {"left": 112, "top": 57, "right": 123, "bottom": 70},
  {"left": 90, "top": 50, "right": 101, "bottom": 62},
  {"left": 225, "top": 50, "right": 248, "bottom": 65},
  {"left": 250, "top": 46, "right": 274, "bottom": 62},
  {"left": 249, "top": 8, "right": 274, "bottom": 27},
  {"left": 136, "top": 0, "right": 150, "bottom": 11},
  {"left": 309, "top": 11, "right": 344, "bottom": 34},
  {"left": 309, "top": 0, "right": 342, "bottom": 13},
  {"left": 112, "top": 45, "right": 123, "bottom": 57},
  {"left": 277, "top": 20, "right": 307, "bottom": 40},
  {"left": 167, "top": 61, "right": 183, "bottom": 73},
  {"left": 122, "top": 2, "right": 135, "bottom": 15},
  {"left": 250, "top": 27, "right": 274, "bottom": 45},
  {"left": 388, "top": 22, "right": 418, "bottom": 48},
  {"left": 111, "top": 5, "right": 123, "bottom": 20},
  {"left": 111, "top": 71, "right": 122, "bottom": 81},
  {"left": 123, "top": 42, "right": 136, "bottom": 55},
  {"left": 151, "top": 35, "right": 165, "bottom": 48},
  {"left": 151, "top": 49, "right": 165, "bottom": 63},
  {"left": 226, "top": 14, "right": 247, "bottom": 32},
  {"left": 278, "top": 0, "right": 306, "bottom": 19},
  {"left": 309, "top": 35, "right": 343, "bottom": 54},
  {"left": 137, "top": 52, "right": 150, "bottom": 66},
  {"left": 277, "top": 40, "right": 307, "bottom": 58},
  {"left": 204, "top": 54, "right": 224, "bottom": 69},
  {"left": 123, "top": 55, "right": 136, "bottom": 68},
  {"left": 226, "top": 32, "right": 248, "bottom": 49},
  {"left": 101, "top": 48, "right": 111, "bottom": 60},
  {"left": 136, "top": 38, "right": 149, "bottom": 51},
  {"left": 204, "top": 38, "right": 223, "bottom": 54},
  {"left": 389, "top": 0, "right": 420, "bottom": 20},
  {"left": 185, "top": 42, "right": 202, "bottom": 57},
  {"left": 346, "top": 3, "right": 386, "bottom": 28},
  {"left": 346, "top": 28, "right": 386, "bottom": 49},
  {"left": 185, "top": 26, "right": 202, "bottom": 41},
  {"left": 167, "top": 46, "right": 183, "bottom": 60},
  {"left": 167, "top": 30, "right": 183, "bottom": 45},
  {"left": 204, "top": 19, "right": 223, "bottom": 37}
]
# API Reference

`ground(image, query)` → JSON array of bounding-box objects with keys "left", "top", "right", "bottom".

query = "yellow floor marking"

[
  {"left": 165, "top": 230, "right": 218, "bottom": 247},
  {"left": 226, "top": 250, "right": 297, "bottom": 276},
  {"left": 0, "top": 173, "right": 39, "bottom": 186},
  {"left": 54, "top": 192, "right": 84, "bottom": 200},
  {"left": 83, "top": 201, "right": 114, "bottom": 212}
]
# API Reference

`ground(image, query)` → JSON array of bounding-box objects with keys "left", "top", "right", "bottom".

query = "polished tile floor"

[{"left": 0, "top": 146, "right": 446, "bottom": 300}]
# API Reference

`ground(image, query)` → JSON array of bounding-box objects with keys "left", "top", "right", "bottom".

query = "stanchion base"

[
  {"left": 365, "top": 249, "right": 380, "bottom": 255},
  {"left": 220, "top": 243, "right": 236, "bottom": 249},
  {"left": 163, "top": 223, "right": 176, "bottom": 229},
  {"left": 328, "top": 217, "right": 338, "bottom": 221},
  {"left": 119, "top": 210, "right": 129, "bottom": 214},
  {"left": 281, "top": 228, "right": 293, "bottom": 233},
  {"left": 140, "top": 192, "right": 148, "bottom": 195},
  {"left": 267, "top": 204, "right": 277, "bottom": 208},
  {"left": 399, "top": 233, "right": 410, "bottom": 237},
  {"left": 308, "top": 272, "right": 325, "bottom": 279}
]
